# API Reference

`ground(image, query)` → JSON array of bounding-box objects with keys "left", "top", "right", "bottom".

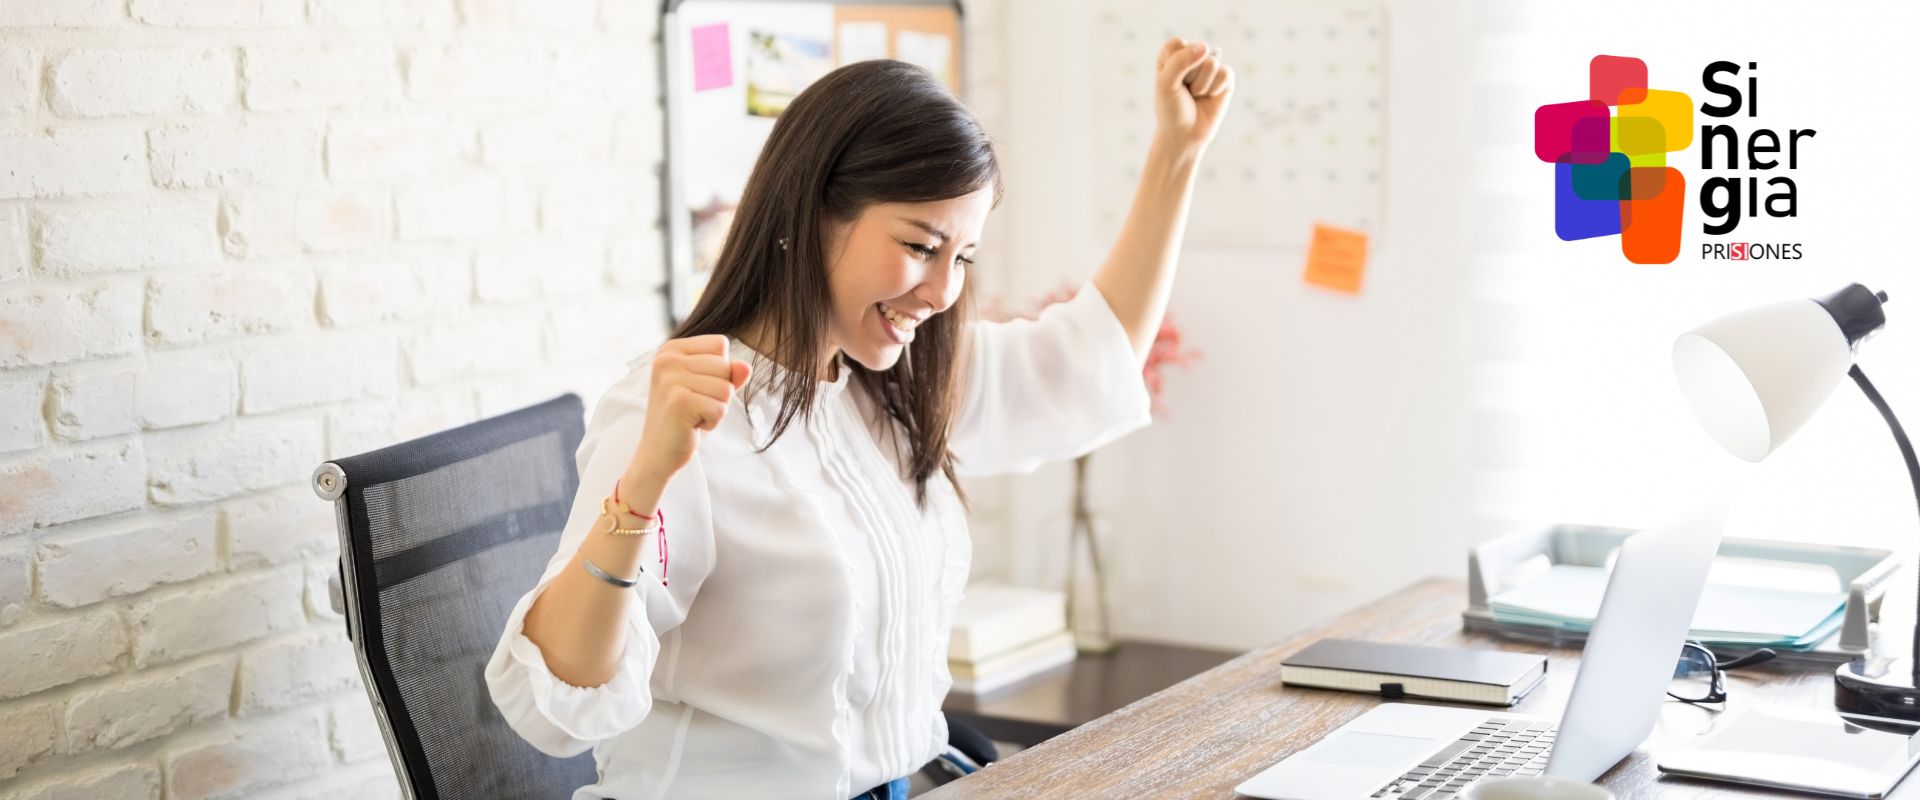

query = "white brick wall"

[
  {"left": 0, "top": 49, "right": 35, "bottom": 117},
  {"left": 38, "top": 196, "right": 222, "bottom": 277},
  {"left": 324, "top": 113, "right": 470, "bottom": 182},
  {"left": 235, "top": 631, "right": 362, "bottom": 714},
  {"left": 130, "top": 565, "right": 308, "bottom": 668},
  {"left": 49, "top": 368, "right": 141, "bottom": 441},
  {"left": 0, "top": 282, "right": 145, "bottom": 366},
  {"left": 0, "top": 700, "right": 58, "bottom": 780},
  {"left": 48, "top": 49, "right": 235, "bottom": 118},
  {"left": 293, "top": 185, "right": 392, "bottom": 252},
  {"left": 132, "top": 0, "right": 304, "bottom": 29},
  {"left": 0, "top": 205, "right": 28, "bottom": 280},
  {"left": 0, "top": 0, "right": 1011, "bottom": 793},
  {"left": 145, "top": 266, "right": 315, "bottom": 345},
  {"left": 242, "top": 46, "right": 398, "bottom": 111},
  {"left": 0, "top": 541, "right": 29, "bottom": 617},
  {"left": 35, "top": 512, "right": 219, "bottom": 607},
  {"left": 0, "top": 610, "right": 127, "bottom": 699},
  {"left": 14, "top": 760, "right": 164, "bottom": 800},
  {"left": 146, "top": 417, "right": 325, "bottom": 505},
  {"left": 0, "top": 0, "right": 121, "bottom": 29},
  {"left": 61, "top": 656, "right": 232, "bottom": 751},
  {"left": 405, "top": 45, "right": 548, "bottom": 101},
  {"left": 136, "top": 355, "right": 237, "bottom": 430},
  {"left": 0, "top": 129, "right": 149, "bottom": 199},
  {"left": 0, "top": 442, "right": 148, "bottom": 533},
  {"left": 0, "top": 0, "right": 685, "bottom": 793},
  {"left": 149, "top": 119, "right": 324, "bottom": 189},
  {"left": 164, "top": 709, "right": 333, "bottom": 800},
  {"left": 220, "top": 486, "right": 336, "bottom": 569}
]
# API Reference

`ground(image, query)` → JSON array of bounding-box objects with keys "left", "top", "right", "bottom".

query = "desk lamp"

[{"left": 1671, "top": 283, "right": 1920, "bottom": 721}]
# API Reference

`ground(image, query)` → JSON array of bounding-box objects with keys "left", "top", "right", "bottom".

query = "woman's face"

[{"left": 822, "top": 188, "right": 993, "bottom": 373}]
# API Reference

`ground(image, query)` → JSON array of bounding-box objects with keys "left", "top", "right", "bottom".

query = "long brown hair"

[{"left": 671, "top": 59, "right": 1003, "bottom": 509}]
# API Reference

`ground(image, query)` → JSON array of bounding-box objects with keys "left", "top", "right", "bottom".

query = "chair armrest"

[{"left": 329, "top": 568, "right": 345, "bottom": 615}]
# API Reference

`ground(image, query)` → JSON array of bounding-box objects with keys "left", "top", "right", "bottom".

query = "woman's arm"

[
  {"left": 1092, "top": 37, "right": 1236, "bottom": 365},
  {"left": 486, "top": 338, "right": 745, "bottom": 757},
  {"left": 485, "top": 389, "right": 693, "bottom": 756},
  {"left": 520, "top": 461, "right": 667, "bottom": 687},
  {"left": 948, "top": 281, "right": 1153, "bottom": 476},
  {"left": 943, "top": 39, "right": 1233, "bottom": 476},
  {"left": 520, "top": 335, "right": 748, "bottom": 688}
]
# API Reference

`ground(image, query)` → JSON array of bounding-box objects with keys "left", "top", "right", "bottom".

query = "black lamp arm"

[{"left": 1848, "top": 365, "right": 1920, "bottom": 681}]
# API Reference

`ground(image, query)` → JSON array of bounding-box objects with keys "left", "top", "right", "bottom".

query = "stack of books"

[{"left": 947, "top": 583, "right": 1077, "bottom": 695}]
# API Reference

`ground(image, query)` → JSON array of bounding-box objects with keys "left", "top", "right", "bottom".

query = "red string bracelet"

[{"left": 610, "top": 480, "right": 668, "bottom": 587}]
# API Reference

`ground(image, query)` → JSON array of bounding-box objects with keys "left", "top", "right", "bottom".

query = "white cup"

[{"left": 1460, "top": 777, "right": 1615, "bottom": 800}]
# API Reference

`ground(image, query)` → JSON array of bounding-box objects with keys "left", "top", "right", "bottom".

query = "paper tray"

[{"left": 1464, "top": 524, "right": 1898, "bottom": 666}]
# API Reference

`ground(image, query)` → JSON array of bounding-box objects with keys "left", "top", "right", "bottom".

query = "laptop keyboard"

[{"left": 1369, "top": 718, "right": 1555, "bottom": 799}]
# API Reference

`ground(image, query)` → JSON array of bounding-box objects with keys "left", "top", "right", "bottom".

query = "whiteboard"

[{"left": 1090, "top": 0, "right": 1388, "bottom": 248}]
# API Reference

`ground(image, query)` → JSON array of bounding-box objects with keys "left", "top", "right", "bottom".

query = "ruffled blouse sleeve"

[
  {"left": 948, "top": 279, "right": 1154, "bottom": 476},
  {"left": 484, "top": 375, "right": 717, "bottom": 757}
]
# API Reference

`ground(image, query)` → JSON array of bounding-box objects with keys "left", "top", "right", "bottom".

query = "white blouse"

[{"left": 485, "top": 280, "right": 1153, "bottom": 799}]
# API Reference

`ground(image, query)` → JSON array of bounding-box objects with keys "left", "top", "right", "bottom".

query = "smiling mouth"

[{"left": 877, "top": 302, "right": 924, "bottom": 333}]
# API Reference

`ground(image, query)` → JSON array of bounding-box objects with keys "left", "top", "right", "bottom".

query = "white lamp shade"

[{"left": 1672, "top": 298, "right": 1853, "bottom": 462}]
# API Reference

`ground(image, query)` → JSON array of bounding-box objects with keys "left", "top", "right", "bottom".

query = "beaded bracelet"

[
  {"left": 601, "top": 480, "right": 668, "bottom": 586},
  {"left": 603, "top": 479, "right": 659, "bottom": 535}
]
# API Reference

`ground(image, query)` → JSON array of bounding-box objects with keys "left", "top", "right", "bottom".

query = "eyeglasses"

[{"left": 1668, "top": 640, "right": 1776, "bottom": 705}]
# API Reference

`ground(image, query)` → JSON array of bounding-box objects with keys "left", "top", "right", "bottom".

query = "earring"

[{"left": 777, "top": 237, "right": 789, "bottom": 251}]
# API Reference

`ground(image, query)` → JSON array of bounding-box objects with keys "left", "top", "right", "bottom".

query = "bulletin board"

[
  {"left": 660, "top": 0, "right": 966, "bottom": 325},
  {"left": 1090, "top": 0, "right": 1388, "bottom": 248}
]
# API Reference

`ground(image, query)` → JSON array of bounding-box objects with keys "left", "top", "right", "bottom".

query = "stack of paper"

[
  {"left": 947, "top": 583, "right": 1076, "bottom": 694},
  {"left": 1489, "top": 564, "right": 1845, "bottom": 650}
]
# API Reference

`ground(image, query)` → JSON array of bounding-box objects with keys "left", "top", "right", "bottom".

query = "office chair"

[
  {"left": 313, "top": 394, "right": 597, "bottom": 798},
  {"left": 314, "top": 394, "right": 996, "bottom": 798}
]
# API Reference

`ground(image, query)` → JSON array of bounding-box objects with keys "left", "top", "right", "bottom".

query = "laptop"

[{"left": 1237, "top": 501, "right": 1727, "bottom": 800}]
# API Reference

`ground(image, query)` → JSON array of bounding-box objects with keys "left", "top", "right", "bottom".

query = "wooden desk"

[
  {"left": 943, "top": 641, "right": 1240, "bottom": 746},
  {"left": 924, "top": 577, "right": 1910, "bottom": 798}
]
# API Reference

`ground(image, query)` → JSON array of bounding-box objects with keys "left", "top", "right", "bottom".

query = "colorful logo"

[{"left": 1534, "top": 56, "right": 1694, "bottom": 264}]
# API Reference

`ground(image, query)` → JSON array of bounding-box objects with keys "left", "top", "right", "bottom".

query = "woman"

[{"left": 486, "top": 37, "right": 1234, "bottom": 800}]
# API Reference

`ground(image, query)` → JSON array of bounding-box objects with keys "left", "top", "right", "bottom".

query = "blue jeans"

[{"left": 849, "top": 776, "right": 910, "bottom": 800}]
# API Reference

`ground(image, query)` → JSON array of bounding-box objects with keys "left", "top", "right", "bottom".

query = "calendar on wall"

[{"left": 1091, "top": 0, "right": 1388, "bottom": 248}]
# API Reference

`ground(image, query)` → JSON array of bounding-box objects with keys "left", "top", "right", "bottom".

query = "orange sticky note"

[{"left": 1302, "top": 223, "right": 1369, "bottom": 295}]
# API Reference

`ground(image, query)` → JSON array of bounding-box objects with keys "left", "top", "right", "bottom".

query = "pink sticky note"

[{"left": 691, "top": 23, "right": 732, "bottom": 92}]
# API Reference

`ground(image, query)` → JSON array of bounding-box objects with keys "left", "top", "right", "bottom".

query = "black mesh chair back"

[{"left": 312, "top": 394, "right": 598, "bottom": 799}]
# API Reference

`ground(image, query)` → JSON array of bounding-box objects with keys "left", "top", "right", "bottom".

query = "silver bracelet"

[{"left": 582, "top": 556, "right": 640, "bottom": 589}]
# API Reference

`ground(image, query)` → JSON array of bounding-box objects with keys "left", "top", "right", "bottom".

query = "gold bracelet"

[{"left": 602, "top": 495, "right": 660, "bottom": 536}]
